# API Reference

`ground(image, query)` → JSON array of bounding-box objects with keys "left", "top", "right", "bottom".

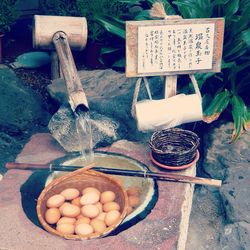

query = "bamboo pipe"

[{"left": 6, "top": 162, "right": 222, "bottom": 187}]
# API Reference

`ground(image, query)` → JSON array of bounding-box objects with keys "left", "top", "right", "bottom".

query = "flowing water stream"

[{"left": 75, "top": 109, "right": 94, "bottom": 164}]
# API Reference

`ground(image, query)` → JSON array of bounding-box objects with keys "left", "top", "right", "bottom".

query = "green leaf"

[
  {"left": 112, "top": 57, "right": 125, "bottom": 68},
  {"left": 221, "top": 60, "right": 236, "bottom": 69},
  {"left": 146, "top": 0, "right": 157, "bottom": 6},
  {"left": 203, "top": 90, "right": 230, "bottom": 122},
  {"left": 225, "top": 48, "right": 247, "bottom": 61},
  {"left": 240, "top": 0, "right": 250, "bottom": 14},
  {"left": 230, "top": 15, "right": 250, "bottom": 36},
  {"left": 108, "top": 16, "right": 125, "bottom": 26},
  {"left": 163, "top": 1, "right": 176, "bottom": 15},
  {"left": 135, "top": 10, "right": 151, "bottom": 20},
  {"left": 230, "top": 95, "right": 245, "bottom": 142},
  {"left": 243, "top": 108, "right": 250, "bottom": 131},
  {"left": 236, "top": 75, "right": 250, "bottom": 93},
  {"left": 173, "top": 1, "right": 192, "bottom": 18},
  {"left": 116, "top": 0, "right": 140, "bottom": 3},
  {"left": 241, "top": 28, "right": 250, "bottom": 46},
  {"left": 95, "top": 17, "right": 126, "bottom": 39},
  {"left": 100, "top": 47, "right": 121, "bottom": 55},
  {"left": 224, "top": 40, "right": 246, "bottom": 59},
  {"left": 173, "top": 0, "right": 211, "bottom": 18},
  {"left": 212, "top": 0, "right": 230, "bottom": 7},
  {"left": 223, "top": 0, "right": 240, "bottom": 17},
  {"left": 195, "top": 72, "right": 215, "bottom": 89}
]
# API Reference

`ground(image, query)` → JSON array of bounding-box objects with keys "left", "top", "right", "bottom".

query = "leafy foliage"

[
  {"left": 172, "top": 0, "right": 250, "bottom": 142},
  {"left": 0, "top": 0, "right": 19, "bottom": 33},
  {"left": 97, "top": 0, "right": 250, "bottom": 142},
  {"left": 39, "top": 0, "right": 128, "bottom": 42},
  {"left": 39, "top": 0, "right": 250, "bottom": 141}
]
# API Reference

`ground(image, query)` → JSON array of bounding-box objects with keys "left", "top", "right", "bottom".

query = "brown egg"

[
  {"left": 95, "top": 212, "right": 106, "bottom": 221},
  {"left": 56, "top": 223, "right": 75, "bottom": 234},
  {"left": 128, "top": 195, "right": 140, "bottom": 208},
  {"left": 80, "top": 192, "right": 100, "bottom": 205},
  {"left": 100, "top": 191, "right": 115, "bottom": 204},
  {"left": 46, "top": 194, "right": 65, "bottom": 208},
  {"left": 81, "top": 204, "right": 100, "bottom": 218},
  {"left": 103, "top": 202, "right": 120, "bottom": 212},
  {"left": 75, "top": 223, "right": 94, "bottom": 236},
  {"left": 82, "top": 187, "right": 100, "bottom": 195},
  {"left": 59, "top": 202, "right": 70, "bottom": 214},
  {"left": 61, "top": 203, "right": 81, "bottom": 218},
  {"left": 45, "top": 208, "right": 61, "bottom": 224},
  {"left": 95, "top": 202, "right": 103, "bottom": 213},
  {"left": 57, "top": 217, "right": 76, "bottom": 225},
  {"left": 105, "top": 210, "right": 121, "bottom": 226},
  {"left": 90, "top": 219, "right": 106, "bottom": 233},
  {"left": 75, "top": 217, "right": 91, "bottom": 226},
  {"left": 71, "top": 197, "right": 81, "bottom": 207},
  {"left": 127, "top": 186, "right": 140, "bottom": 196},
  {"left": 60, "top": 188, "right": 80, "bottom": 201}
]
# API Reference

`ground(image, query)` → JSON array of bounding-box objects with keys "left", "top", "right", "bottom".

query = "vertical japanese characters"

[{"left": 138, "top": 23, "right": 215, "bottom": 74}]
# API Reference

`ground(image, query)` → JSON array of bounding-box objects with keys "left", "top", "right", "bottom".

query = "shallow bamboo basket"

[
  {"left": 37, "top": 167, "right": 128, "bottom": 240},
  {"left": 149, "top": 128, "right": 200, "bottom": 166}
]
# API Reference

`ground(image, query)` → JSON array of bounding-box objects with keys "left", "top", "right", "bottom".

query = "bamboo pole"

[{"left": 6, "top": 162, "right": 222, "bottom": 187}]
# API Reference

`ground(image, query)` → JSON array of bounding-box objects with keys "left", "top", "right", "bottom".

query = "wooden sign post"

[
  {"left": 126, "top": 16, "right": 224, "bottom": 130},
  {"left": 126, "top": 18, "right": 224, "bottom": 77}
]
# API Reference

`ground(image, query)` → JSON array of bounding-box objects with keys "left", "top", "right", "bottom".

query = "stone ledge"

[{"left": 0, "top": 133, "right": 196, "bottom": 250}]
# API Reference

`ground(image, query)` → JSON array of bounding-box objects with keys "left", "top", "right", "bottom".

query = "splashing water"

[{"left": 75, "top": 110, "right": 94, "bottom": 164}]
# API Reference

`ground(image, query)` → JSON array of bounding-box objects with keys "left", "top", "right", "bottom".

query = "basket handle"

[
  {"left": 131, "top": 77, "right": 152, "bottom": 118},
  {"left": 46, "top": 163, "right": 96, "bottom": 188},
  {"left": 189, "top": 74, "right": 201, "bottom": 99}
]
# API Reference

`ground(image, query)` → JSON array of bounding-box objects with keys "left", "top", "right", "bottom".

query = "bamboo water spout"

[
  {"left": 33, "top": 15, "right": 89, "bottom": 113},
  {"left": 52, "top": 31, "right": 88, "bottom": 113}
]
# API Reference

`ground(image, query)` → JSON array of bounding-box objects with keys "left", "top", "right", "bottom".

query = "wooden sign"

[{"left": 126, "top": 18, "right": 224, "bottom": 77}]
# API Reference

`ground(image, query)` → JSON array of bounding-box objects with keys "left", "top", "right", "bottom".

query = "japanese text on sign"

[{"left": 137, "top": 23, "right": 215, "bottom": 74}]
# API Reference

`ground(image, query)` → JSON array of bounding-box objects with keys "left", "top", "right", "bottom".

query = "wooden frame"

[{"left": 126, "top": 18, "right": 224, "bottom": 77}]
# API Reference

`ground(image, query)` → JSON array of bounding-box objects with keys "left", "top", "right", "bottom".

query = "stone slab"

[{"left": 0, "top": 133, "right": 195, "bottom": 250}]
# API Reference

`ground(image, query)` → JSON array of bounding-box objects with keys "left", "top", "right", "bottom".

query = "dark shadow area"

[{"left": 20, "top": 170, "right": 50, "bottom": 228}]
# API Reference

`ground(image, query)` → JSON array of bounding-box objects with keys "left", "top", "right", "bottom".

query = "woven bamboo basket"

[
  {"left": 37, "top": 166, "right": 128, "bottom": 240},
  {"left": 149, "top": 128, "right": 200, "bottom": 167}
]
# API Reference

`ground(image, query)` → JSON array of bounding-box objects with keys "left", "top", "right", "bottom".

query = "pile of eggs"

[{"left": 44, "top": 186, "right": 140, "bottom": 236}]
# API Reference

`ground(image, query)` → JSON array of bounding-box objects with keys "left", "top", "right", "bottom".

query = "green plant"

[
  {"left": 98, "top": 0, "right": 250, "bottom": 142},
  {"left": 39, "top": 0, "right": 78, "bottom": 16},
  {"left": 172, "top": 0, "right": 250, "bottom": 142},
  {"left": 0, "top": 0, "right": 19, "bottom": 33},
  {"left": 39, "top": 0, "right": 128, "bottom": 42}
]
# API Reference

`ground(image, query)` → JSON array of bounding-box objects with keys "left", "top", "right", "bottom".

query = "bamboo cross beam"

[{"left": 6, "top": 162, "right": 222, "bottom": 188}]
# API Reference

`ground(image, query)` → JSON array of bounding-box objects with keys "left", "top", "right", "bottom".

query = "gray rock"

[
  {"left": 220, "top": 163, "right": 250, "bottom": 223},
  {"left": 203, "top": 122, "right": 250, "bottom": 180},
  {"left": 201, "top": 122, "right": 250, "bottom": 249},
  {"left": 186, "top": 186, "right": 225, "bottom": 250},
  {"left": 220, "top": 222, "right": 250, "bottom": 250},
  {"left": 0, "top": 132, "right": 22, "bottom": 174},
  {"left": 48, "top": 105, "right": 119, "bottom": 152},
  {"left": 0, "top": 65, "right": 49, "bottom": 131},
  {"left": 47, "top": 69, "right": 163, "bottom": 151},
  {"left": 237, "top": 222, "right": 250, "bottom": 249},
  {"left": 0, "top": 65, "right": 50, "bottom": 174}
]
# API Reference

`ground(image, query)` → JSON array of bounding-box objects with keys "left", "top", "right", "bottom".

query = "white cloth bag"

[{"left": 132, "top": 75, "right": 203, "bottom": 131}]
